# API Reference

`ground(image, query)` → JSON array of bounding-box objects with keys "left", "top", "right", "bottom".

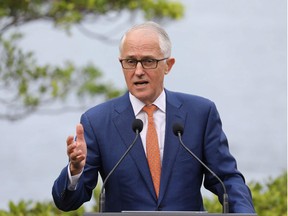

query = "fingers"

[
  {"left": 70, "top": 148, "right": 85, "bottom": 162},
  {"left": 66, "top": 135, "right": 75, "bottom": 156},
  {"left": 66, "top": 124, "right": 85, "bottom": 156},
  {"left": 67, "top": 137, "right": 85, "bottom": 174},
  {"left": 66, "top": 124, "right": 87, "bottom": 175},
  {"left": 76, "top": 123, "right": 84, "bottom": 142},
  {"left": 66, "top": 135, "right": 74, "bottom": 146},
  {"left": 66, "top": 138, "right": 85, "bottom": 161}
]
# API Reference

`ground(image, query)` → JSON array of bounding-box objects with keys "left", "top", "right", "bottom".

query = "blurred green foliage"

[
  {"left": 249, "top": 171, "right": 287, "bottom": 216},
  {"left": 0, "top": 171, "right": 286, "bottom": 215},
  {"left": 203, "top": 171, "right": 287, "bottom": 215},
  {"left": 0, "top": 0, "right": 184, "bottom": 121}
]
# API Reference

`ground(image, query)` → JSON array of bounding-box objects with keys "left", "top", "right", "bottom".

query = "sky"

[{"left": 0, "top": 0, "right": 286, "bottom": 211}]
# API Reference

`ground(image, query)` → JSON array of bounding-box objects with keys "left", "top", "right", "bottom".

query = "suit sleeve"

[
  {"left": 52, "top": 113, "right": 100, "bottom": 211},
  {"left": 202, "top": 102, "right": 255, "bottom": 213}
]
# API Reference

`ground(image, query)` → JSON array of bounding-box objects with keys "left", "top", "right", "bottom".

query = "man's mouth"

[{"left": 134, "top": 81, "right": 148, "bottom": 86}]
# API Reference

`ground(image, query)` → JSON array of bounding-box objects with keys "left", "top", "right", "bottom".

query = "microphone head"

[
  {"left": 132, "top": 119, "right": 143, "bottom": 133},
  {"left": 173, "top": 123, "right": 184, "bottom": 136}
]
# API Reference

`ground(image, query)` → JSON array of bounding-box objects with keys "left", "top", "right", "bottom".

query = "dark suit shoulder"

[
  {"left": 83, "top": 93, "right": 129, "bottom": 118},
  {"left": 166, "top": 89, "right": 215, "bottom": 109}
]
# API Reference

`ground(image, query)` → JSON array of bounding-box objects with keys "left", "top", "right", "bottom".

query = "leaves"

[
  {"left": 0, "top": 199, "right": 85, "bottom": 216},
  {"left": 141, "top": 0, "right": 184, "bottom": 20},
  {"left": 0, "top": 0, "right": 185, "bottom": 121},
  {"left": 0, "top": 172, "right": 286, "bottom": 215},
  {"left": 0, "top": 32, "right": 121, "bottom": 120},
  {"left": 249, "top": 171, "right": 287, "bottom": 216},
  {"left": 203, "top": 171, "right": 287, "bottom": 215},
  {"left": 0, "top": 0, "right": 185, "bottom": 33}
]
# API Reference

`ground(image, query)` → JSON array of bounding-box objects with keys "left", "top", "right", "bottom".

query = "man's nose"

[{"left": 134, "top": 62, "right": 145, "bottom": 75}]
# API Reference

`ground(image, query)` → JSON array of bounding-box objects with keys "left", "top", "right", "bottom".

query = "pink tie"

[{"left": 143, "top": 104, "right": 161, "bottom": 198}]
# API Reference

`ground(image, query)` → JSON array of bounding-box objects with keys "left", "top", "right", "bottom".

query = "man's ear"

[{"left": 164, "top": 57, "right": 175, "bottom": 75}]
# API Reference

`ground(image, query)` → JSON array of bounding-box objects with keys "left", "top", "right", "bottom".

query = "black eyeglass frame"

[{"left": 119, "top": 57, "right": 169, "bottom": 69}]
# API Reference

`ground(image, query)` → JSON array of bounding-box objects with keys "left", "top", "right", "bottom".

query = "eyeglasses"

[{"left": 119, "top": 58, "right": 168, "bottom": 69}]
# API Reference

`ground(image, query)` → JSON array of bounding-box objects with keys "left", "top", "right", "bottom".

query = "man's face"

[{"left": 119, "top": 29, "right": 175, "bottom": 105}]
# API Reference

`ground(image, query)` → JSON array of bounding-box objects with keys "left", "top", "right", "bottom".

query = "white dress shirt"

[{"left": 129, "top": 90, "right": 166, "bottom": 162}]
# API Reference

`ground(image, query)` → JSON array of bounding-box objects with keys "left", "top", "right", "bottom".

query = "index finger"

[{"left": 66, "top": 135, "right": 74, "bottom": 146}]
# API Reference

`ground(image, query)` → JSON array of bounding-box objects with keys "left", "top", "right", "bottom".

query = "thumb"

[{"left": 76, "top": 123, "right": 85, "bottom": 142}]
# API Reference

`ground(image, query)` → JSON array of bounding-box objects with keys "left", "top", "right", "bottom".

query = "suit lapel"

[
  {"left": 112, "top": 93, "right": 156, "bottom": 199},
  {"left": 158, "top": 90, "right": 187, "bottom": 203},
  {"left": 111, "top": 91, "right": 187, "bottom": 202}
]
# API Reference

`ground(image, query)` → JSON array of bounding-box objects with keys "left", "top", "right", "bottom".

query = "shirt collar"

[{"left": 129, "top": 90, "right": 166, "bottom": 116}]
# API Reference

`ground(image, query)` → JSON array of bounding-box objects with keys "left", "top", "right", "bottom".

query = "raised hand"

[{"left": 67, "top": 124, "right": 87, "bottom": 175}]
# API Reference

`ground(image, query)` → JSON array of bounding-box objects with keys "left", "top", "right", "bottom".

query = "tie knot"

[{"left": 143, "top": 104, "right": 158, "bottom": 117}]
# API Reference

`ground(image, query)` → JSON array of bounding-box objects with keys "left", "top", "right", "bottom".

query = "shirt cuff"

[{"left": 67, "top": 163, "right": 83, "bottom": 191}]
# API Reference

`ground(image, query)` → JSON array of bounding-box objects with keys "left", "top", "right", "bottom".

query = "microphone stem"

[
  {"left": 99, "top": 191, "right": 105, "bottom": 212},
  {"left": 98, "top": 130, "right": 140, "bottom": 212},
  {"left": 177, "top": 132, "right": 229, "bottom": 214},
  {"left": 223, "top": 193, "right": 229, "bottom": 213}
]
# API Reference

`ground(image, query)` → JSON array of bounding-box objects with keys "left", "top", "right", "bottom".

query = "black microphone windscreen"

[
  {"left": 132, "top": 119, "right": 143, "bottom": 133},
  {"left": 173, "top": 123, "right": 184, "bottom": 136}
]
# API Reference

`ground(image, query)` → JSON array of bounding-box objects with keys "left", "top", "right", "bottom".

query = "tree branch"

[{"left": 76, "top": 24, "right": 118, "bottom": 43}]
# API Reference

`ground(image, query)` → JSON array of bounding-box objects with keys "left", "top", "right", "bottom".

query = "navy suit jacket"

[{"left": 52, "top": 89, "right": 255, "bottom": 213}]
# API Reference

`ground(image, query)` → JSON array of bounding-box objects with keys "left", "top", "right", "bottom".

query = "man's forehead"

[{"left": 122, "top": 39, "right": 161, "bottom": 54}]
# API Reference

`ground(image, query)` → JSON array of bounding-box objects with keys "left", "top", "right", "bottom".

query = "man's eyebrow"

[
  {"left": 125, "top": 55, "right": 135, "bottom": 59},
  {"left": 125, "top": 55, "right": 155, "bottom": 59}
]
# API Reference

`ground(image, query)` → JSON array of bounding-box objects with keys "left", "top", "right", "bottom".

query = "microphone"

[
  {"left": 173, "top": 123, "right": 229, "bottom": 214},
  {"left": 99, "top": 119, "right": 143, "bottom": 212}
]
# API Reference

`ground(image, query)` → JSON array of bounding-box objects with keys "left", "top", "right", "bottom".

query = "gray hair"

[{"left": 119, "top": 21, "right": 172, "bottom": 57}]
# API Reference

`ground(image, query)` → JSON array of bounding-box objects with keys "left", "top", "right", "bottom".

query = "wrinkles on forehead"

[{"left": 123, "top": 43, "right": 161, "bottom": 58}]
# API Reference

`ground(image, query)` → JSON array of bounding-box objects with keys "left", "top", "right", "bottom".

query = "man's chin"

[{"left": 131, "top": 92, "right": 152, "bottom": 104}]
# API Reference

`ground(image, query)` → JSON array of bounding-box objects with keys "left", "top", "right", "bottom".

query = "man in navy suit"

[{"left": 52, "top": 21, "right": 255, "bottom": 213}]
